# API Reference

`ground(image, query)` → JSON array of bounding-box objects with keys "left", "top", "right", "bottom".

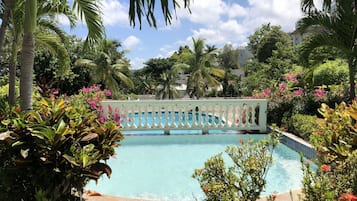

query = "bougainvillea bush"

[
  {"left": 302, "top": 102, "right": 357, "bottom": 201},
  {"left": 252, "top": 70, "right": 348, "bottom": 128},
  {"left": 0, "top": 87, "right": 123, "bottom": 201}
]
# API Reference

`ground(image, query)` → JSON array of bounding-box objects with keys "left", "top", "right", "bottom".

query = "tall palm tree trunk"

[
  {"left": 0, "top": 0, "right": 11, "bottom": 56},
  {"left": 8, "top": 34, "right": 18, "bottom": 106},
  {"left": 20, "top": 33, "right": 35, "bottom": 110},
  {"left": 20, "top": 0, "right": 37, "bottom": 110},
  {"left": 348, "top": 58, "right": 356, "bottom": 102}
]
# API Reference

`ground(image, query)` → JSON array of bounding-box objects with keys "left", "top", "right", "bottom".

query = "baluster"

[
  {"left": 223, "top": 104, "right": 228, "bottom": 128},
  {"left": 232, "top": 104, "right": 237, "bottom": 129},
  {"left": 252, "top": 104, "right": 257, "bottom": 127},
  {"left": 144, "top": 104, "right": 148, "bottom": 128},
  {"left": 186, "top": 105, "right": 190, "bottom": 129},
  {"left": 218, "top": 104, "right": 223, "bottom": 128},
  {"left": 129, "top": 104, "right": 134, "bottom": 129}
]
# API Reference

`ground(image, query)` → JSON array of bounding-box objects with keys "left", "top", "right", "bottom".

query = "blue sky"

[{"left": 60, "top": 0, "right": 308, "bottom": 69}]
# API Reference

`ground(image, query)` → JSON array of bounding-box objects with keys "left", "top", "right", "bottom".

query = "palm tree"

[
  {"left": 186, "top": 38, "right": 225, "bottom": 99},
  {"left": 20, "top": 0, "right": 104, "bottom": 110},
  {"left": 19, "top": 0, "right": 190, "bottom": 109},
  {"left": 75, "top": 39, "right": 134, "bottom": 98},
  {"left": 156, "top": 67, "right": 182, "bottom": 99},
  {"left": 218, "top": 44, "right": 240, "bottom": 96},
  {"left": 0, "top": 0, "right": 11, "bottom": 56},
  {"left": 7, "top": 0, "right": 74, "bottom": 105},
  {"left": 298, "top": 0, "right": 357, "bottom": 101}
]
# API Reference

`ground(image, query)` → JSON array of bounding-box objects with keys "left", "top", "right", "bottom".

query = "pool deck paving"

[{"left": 85, "top": 189, "right": 303, "bottom": 201}]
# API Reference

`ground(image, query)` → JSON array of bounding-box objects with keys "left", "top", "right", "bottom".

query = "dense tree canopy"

[{"left": 248, "top": 24, "right": 292, "bottom": 63}]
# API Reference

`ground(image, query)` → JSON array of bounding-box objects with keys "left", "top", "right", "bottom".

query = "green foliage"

[
  {"left": 313, "top": 60, "right": 348, "bottom": 86},
  {"left": 284, "top": 114, "right": 318, "bottom": 141},
  {"left": 312, "top": 102, "right": 357, "bottom": 162},
  {"left": 302, "top": 102, "right": 357, "bottom": 201},
  {"left": 248, "top": 24, "right": 292, "bottom": 63},
  {"left": 75, "top": 39, "right": 134, "bottom": 99},
  {"left": 297, "top": 0, "right": 357, "bottom": 100},
  {"left": 193, "top": 133, "right": 279, "bottom": 201},
  {"left": 0, "top": 97, "right": 123, "bottom": 200}
]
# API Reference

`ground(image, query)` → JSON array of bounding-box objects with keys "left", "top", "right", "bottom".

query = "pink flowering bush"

[
  {"left": 253, "top": 70, "right": 348, "bottom": 127},
  {"left": 252, "top": 71, "right": 306, "bottom": 126},
  {"left": 70, "top": 84, "right": 125, "bottom": 125}
]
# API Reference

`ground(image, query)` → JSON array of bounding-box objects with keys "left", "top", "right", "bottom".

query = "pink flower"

[
  {"left": 99, "top": 114, "right": 106, "bottom": 123},
  {"left": 113, "top": 107, "right": 122, "bottom": 124},
  {"left": 263, "top": 88, "right": 271, "bottom": 96},
  {"left": 91, "top": 84, "right": 100, "bottom": 91},
  {"left": 104, "top": 89, "right": 112, "bottom": 97},
  {"left": 278, "top": 82, "right": 287, "bottom": 90},
  {"left": 82, "top": 87, "right": 90, "bottom": 93},
  {"left": 87, "top": 99, "right": 97, "bottom": 110},
  {"left": 314, "top": 88, "right": 326, "bottom": 100},
  {"left": 284, "top": 72, "right": 294, "bottom": 81},
  {"left": 293, "top": 89, "right": 304, "bottom": 96}
]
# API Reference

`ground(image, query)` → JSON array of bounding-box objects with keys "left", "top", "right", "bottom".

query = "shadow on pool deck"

[{"left": 85, "top": 189, "right": 303, "bottom": 201}]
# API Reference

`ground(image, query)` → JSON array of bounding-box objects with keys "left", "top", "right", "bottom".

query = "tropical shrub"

[
  {"left": 302, "top": 102, "right": 357, "bottom": 201},
  {"left": 313, "top": 60, "right": 348, "bottom": 87},
  {"left": 0, "top": 96, "right": 123, "bottom": 201},
  {"left": 253, "top": 71, "right": 306, "bottom": 126},
  {"left": 193, "top": 133, "right": 279, "bottom": 201},
  {"left": 283, "top": 114, "right": 318, "bottom": 141}
]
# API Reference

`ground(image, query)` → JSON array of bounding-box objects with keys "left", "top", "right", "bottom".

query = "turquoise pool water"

[
  {"left": 123, "top": 111, "right": 223, "bottom": 127},
  {"left": 87, "top": 134, "right": 303, "bottom": 201}
]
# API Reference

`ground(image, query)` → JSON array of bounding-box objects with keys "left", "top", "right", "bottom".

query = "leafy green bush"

[
  {"left": 0, "top": 97, "right": 123, "bottom": 201},
  {"left": 193, "top": 133, "right": 279, "bottom": 201},
  {"left": 313, "top": 60, "right": 348, "bottom": 86},
  {"left": 284, "top": 114, "right": 318, "bottom": 141},
  {"left": 302, "top": 102, "right": 357, "bottom": 201}
]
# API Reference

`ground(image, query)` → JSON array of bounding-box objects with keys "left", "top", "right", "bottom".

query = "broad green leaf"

[
  {"left": 0, "top": 131, "right": 13, "bottom": 140},
  {"left": 12, "top": 141, "right": 24, "bottom": 147},
  {"left": 21, "top": 149, "right": 29, "bottom": 159},
  {"left": 63, "top": 154, "right": 80, "bottom": 166}
]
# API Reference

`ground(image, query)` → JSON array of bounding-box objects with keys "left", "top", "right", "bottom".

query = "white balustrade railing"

[{"left": 101, "top": 99, "right": 267, "bottom": 134}]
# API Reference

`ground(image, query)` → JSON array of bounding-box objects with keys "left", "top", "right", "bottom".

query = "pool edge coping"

[{"left": 270, "top": 126, "right": 316, "bottom": 160}]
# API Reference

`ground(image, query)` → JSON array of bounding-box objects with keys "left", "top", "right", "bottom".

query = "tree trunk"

[
  {"left": 20, "top": 33, "right": 35, "bottom": 110},
  {"left": 348, "top": 58, "right": 356, "bottom": 102},
  {"left": 8, "top": 34, "right": 18, "bottom": 106},
  {"left": 20, "top": 0, "right": 37, "bottom": 110},
  {"left": 0, "top": 0, "right": 11, "bottom": 56}
]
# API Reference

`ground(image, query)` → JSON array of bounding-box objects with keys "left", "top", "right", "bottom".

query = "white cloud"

[
  {"left": 100, "top": 0, "right": 129, "bottom": 26},
  {"left": 123, "top": 35, "right": 140, "bottom": 51},
  {"left": 56, "top": 14, "right": 71, "bottom": 26},
  {"left": 227, "top": 4, "right": 248, "bottom": 18},
  {"left": 175, "top": 0, "right": 302, "bottom": 48},
  {"left": 177, "top": 0, "right": 226, "bottom": 25},
  {"left": 130, "top": 57, "right": 145, "bottom": 70},
  {"left": 244, "top": 0, "right": 302, "bottom": 32}
]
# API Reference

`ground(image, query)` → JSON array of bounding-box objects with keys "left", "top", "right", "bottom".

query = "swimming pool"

[{"left": 87, "top": 134, "right": 303, "bottom": 201}]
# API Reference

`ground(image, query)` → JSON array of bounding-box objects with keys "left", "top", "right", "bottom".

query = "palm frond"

[
  {"left": 74, "top": 58, "right": 97, "bottom": 69},
  {"left": 73, "top": 0, "right": 104, "bottom": 45},
  {"left": 35, "top": 33, "right": 71, "bottom": 78},
  {"left": 37, "top": 19, "right": 68, "bottom": 44},
  {"left": 129, "top": 0, "right": 190, "bottom": 29},
  {"left": 113, "top": 71, "right": 134, "bottom": 89}
]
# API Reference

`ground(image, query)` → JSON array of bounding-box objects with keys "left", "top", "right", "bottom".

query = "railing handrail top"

[{"left": 102, "top": 99, "right": 267, "bottom": 103}]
